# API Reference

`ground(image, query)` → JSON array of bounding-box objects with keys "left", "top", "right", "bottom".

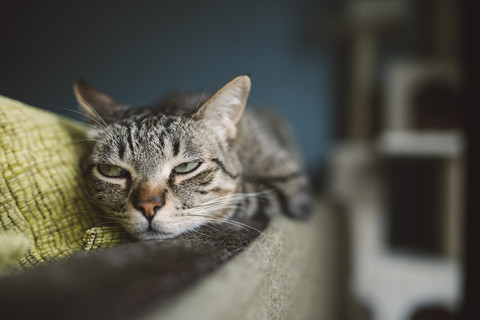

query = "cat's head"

[{"left": 74, "top": 76, "right": 251, "bottom": 240}]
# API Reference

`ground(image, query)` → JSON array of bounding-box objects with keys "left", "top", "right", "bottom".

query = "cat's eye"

[
  {"left": 173, "top": 162, "right": 201, "bottom": 174},
  {"left": 97, "top": 164, "right": 128, "bottom": 178}
]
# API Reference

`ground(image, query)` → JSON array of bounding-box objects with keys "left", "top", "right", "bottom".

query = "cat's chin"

[{"left": 132, "top": 229, "right": 182, "bottom": 241}]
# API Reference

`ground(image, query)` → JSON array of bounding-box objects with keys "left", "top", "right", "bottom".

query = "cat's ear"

[
  {"left": 195, "top": 75, "right": 251, "bottom": 139},
  {"left": 74, "top": 79, "right": 128, "bottom": 124}
]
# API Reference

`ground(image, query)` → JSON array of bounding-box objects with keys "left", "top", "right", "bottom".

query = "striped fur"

[{"left": 75, "top": 76, "right": 311, "bottom": 240}]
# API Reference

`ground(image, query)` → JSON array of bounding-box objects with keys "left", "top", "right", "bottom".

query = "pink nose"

[{"left": 134, "top": 198, "right": 164, "bottom": 221}]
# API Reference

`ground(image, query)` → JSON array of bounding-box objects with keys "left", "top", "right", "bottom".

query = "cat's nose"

[{"left": 135, "top": 198, "right": 164, "bottom": 221}]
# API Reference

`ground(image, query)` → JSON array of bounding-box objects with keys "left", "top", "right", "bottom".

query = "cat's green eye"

[
  {"left": 97, "top": 164, "right": 127, "bottom": 178},
  {"left": 174, "top": 162, "right": 201, "bottom": 174}
]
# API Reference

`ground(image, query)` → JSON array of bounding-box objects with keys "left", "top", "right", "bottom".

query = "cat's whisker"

[
  {"left": 91, "top": 202, "right": 119, "bottom": 213},
  {"left": 91, "top": 221, "right": 123, "bottom": 227},
  {"left": 189, "top": 89, "right": 208, "bottom": 121},
  {"left": 192, "top": 205, "right": 247, "bottom": 217},
  {"left": 61, "top": 107, "right": 120, "bottom": 147},
  {"left": 82, "top": 122, "right": 111, "bottom": 135},
  {"left": 101, "top": 215, "right": 124, "bottom": 221},
  {"left": 93, "top": 219, "right": 120, "bottom": 224},
  {"left": 194, "top": 191, "right": 271, "bottom": 210},
  {"left": 190, "top": 191, "right": 272, "bottom": 218},
  {"left": 60, "top": 108, "right": 110, "bottom": 132},
  {"left": 76, "top": 194, "right": 99, "bottom": 206},
  {"left": 73, "top": 138, "right": 104, "bottom": 144},
  {"left": 64, "top": 211, "right": 124, "bottom": 227},
  {"left": 74, "top": 100, "right": 112, "bottom": 134},
  {"left": 185, "top": 228, "right": 209, "bottom": 237},
  {"left": 199, "top": 223, "right": 223, "bottom": 233},
  {"left": 188, "top": 213, "right": 264, "bottom": 234}
]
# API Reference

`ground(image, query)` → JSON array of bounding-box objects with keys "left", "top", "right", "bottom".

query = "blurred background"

[
  {"left": 0, "top": 0, "right": 332, "bottom": 171},
  {"left": 0, "top": 0, "right": 473, "bottom": 319}
]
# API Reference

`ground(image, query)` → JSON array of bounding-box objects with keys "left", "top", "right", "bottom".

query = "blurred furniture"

[{"left": 326, "top": 0, "right": 464, "bottom": 319}]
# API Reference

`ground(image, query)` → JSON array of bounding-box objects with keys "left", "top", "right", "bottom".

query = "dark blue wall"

[{"left": 0, "top": 0, "right": 332, "bottom": 170}]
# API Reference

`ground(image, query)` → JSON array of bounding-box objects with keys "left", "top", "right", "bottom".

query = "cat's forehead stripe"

[
  {"left": 126, "top": 127, "right": 135, "bottom": 155},
  {"left": 172, "top": 140, "right": 180, "bottom": 157},
  {"left": 102, "top": 115, "right": 200, "bottom": 167}
]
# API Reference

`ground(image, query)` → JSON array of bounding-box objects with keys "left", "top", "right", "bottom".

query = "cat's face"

[{"left": 75, "top": 76, "right": 251, "bottom": 240}]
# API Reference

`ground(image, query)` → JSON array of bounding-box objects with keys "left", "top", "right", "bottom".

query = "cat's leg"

[{"left": 246, "top": 172, "right": 312, "bottom": 220}]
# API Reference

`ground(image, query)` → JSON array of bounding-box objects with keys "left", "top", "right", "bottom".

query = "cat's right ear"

[
  {"left": 194, "top": 75, "right": 251, "bottom": 140},
  {"left": 74, "top": 79, "right": 128, "bottom": 124}
]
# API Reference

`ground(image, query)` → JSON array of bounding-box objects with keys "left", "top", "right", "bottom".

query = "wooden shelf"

[{"left": 376, "top": 130, "right": 464, "bottom": 157}]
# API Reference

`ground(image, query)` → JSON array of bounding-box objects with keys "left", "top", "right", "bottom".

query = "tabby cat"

[{"left": 75, "top": 75, "right": 311, "bottom": 240}]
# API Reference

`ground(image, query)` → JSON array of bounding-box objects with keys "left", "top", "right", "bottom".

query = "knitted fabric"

[{"left": 0, "top": 96, "right": 130, "bottom": 271}]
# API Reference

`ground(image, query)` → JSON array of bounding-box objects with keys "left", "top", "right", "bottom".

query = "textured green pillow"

[{"left": 0, "top": 96, "right": 130, "bottom": 271}]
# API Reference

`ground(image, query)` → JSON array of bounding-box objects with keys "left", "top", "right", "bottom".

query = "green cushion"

[{"left": 0, "top": 95, "right": 130, "bottom": 271}]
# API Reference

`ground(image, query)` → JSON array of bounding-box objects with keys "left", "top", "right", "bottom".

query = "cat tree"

[{"left": 327, "top": 0, "right": 464, "bottom": 319}]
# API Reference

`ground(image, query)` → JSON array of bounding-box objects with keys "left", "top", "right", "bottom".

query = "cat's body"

[{"left": 75, "top": 76, "right": 311, "bottom": 240}]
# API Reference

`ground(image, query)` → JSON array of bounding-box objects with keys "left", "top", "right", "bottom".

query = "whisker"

[
  {"left": 100, "top": 215, "right": 124, "bottom": 222},
  {"left": 185, "top": 228, "right": 209, "bottom": 237},
  {"left": 60, "top": 107, "right": 119, "bottom": 146},
  {"left": 189, "top": 89, "right": 208, "bottom": 121},
  {"left": 188, "top": 214, "right": 264, "bottom": 234},
  {"left": 199, "top": 223, "right": 224, "bottom": 233},
  {"left": 195, "top": 190, "right": 272, "bottom": 208},
  {"left": 60, "top": 108, "right": 109, "bottom": 132},
  {"left": 73, "top": 138, "right": 104, "bottom": 144},
  {"left": 91, "top": 221, "right": 123, "bottom": 227}
]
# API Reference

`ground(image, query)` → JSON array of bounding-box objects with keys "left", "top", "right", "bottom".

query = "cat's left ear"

[
  {"left": 195, "top": 75, "right": 251, "bottom": 139},
  {"left": 74, "top": 79, "right": 128, "bottom": 124}
]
